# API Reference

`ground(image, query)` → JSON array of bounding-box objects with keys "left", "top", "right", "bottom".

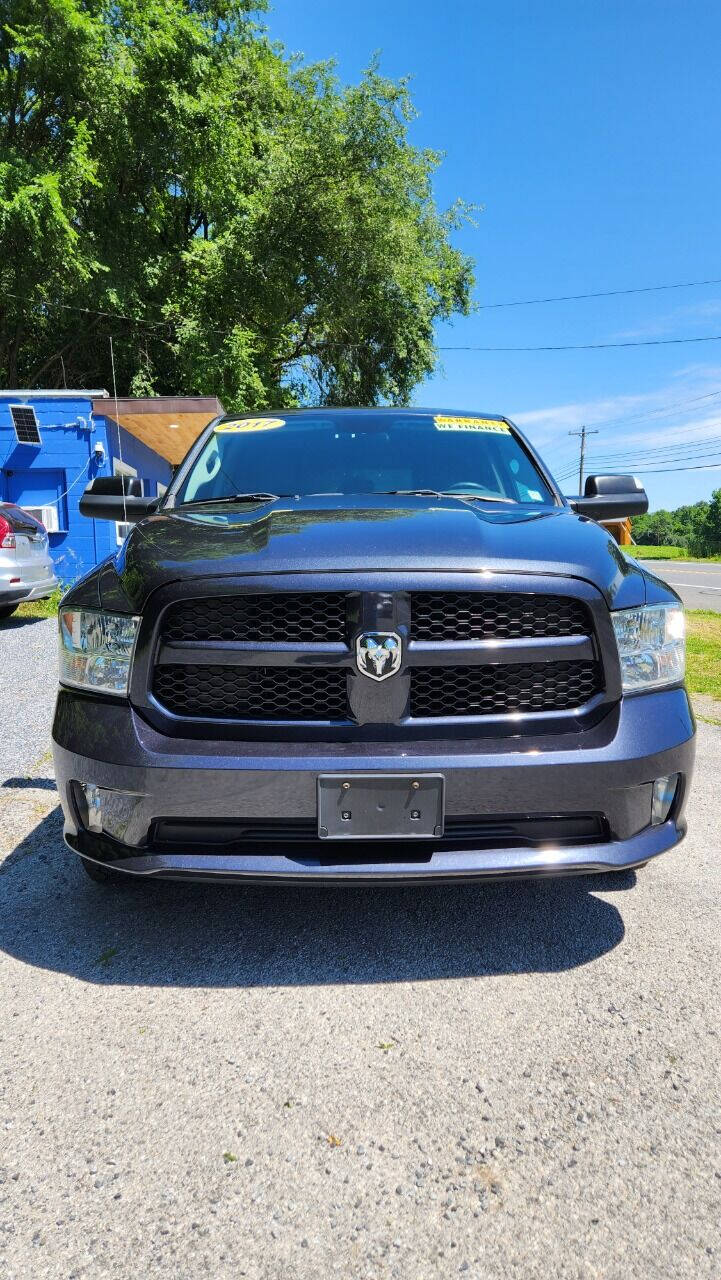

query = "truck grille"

[
  {"left": 410, "top": 661, "right": 603, "bottom": 718},
  {"left": 153, "top": 664, "right": 349, "bottom": 721},
  {"left": 410, "top": 592, "right": 590, "bottom": 640},
  {"left": 162, "top": 592, "right": 347, "bottom": 643},
  {"left": 151, "top": 587, "right": 604, "bottom": 726},
  {"left": 161, "top": 590, "right": 589, "bottom": 645}
]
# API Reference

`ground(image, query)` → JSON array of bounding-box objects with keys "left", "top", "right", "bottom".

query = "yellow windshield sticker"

[
  {"left": 434, "top": 415, "right": 510, "bottom": 433},
  {"left": 215, "top": 416, "right": 286, "bottom": 434}
]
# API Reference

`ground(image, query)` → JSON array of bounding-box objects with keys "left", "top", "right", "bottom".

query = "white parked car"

[{"left": 0, "top": 502, "right": 58, "bottom": 618}]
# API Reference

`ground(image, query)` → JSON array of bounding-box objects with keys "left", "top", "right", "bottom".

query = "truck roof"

[{"left": 214, "top": 406, "right": 507, "bottom": 424}]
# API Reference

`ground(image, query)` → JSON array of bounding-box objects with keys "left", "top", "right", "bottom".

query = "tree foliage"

[
  {"left": 688, "top": 490, "right": 721, "bottom": 556},
  {"left": 632, "top": 501, "right": 711, "bottom": 549},
  {"left": 0, "top": 0, "right": 475, "bottom": 407}
]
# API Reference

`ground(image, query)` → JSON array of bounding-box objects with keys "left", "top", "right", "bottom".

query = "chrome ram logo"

[{"left": 356, "top": 632, "right": 402, "bottom": 682}]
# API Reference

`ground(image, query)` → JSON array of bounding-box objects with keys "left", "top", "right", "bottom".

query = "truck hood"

[{"left": 97, "top": 493, "right": 650, "bottom": 611}]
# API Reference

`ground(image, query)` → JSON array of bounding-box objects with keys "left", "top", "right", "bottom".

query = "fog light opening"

[
  {"left": 83, "top": 783, "right": 103, "bottom": 832},
  {"left": 73, "top": 781, "right": 146, "bottom": 843},
  {"left": 651, "top": 774, "right": 680, "bottom": 826}
]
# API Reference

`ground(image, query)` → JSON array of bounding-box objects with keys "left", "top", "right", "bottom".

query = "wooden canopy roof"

[{"left": 93, "top": 395, "right": 224, "bottom": 466}]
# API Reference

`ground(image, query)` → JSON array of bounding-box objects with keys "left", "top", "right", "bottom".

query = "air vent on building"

[
  {"left": 23, "top": 505, "right": 60, "bottom": 533},
  {"left": 9, "top": 404, "right": 41, "bottom": 446}
]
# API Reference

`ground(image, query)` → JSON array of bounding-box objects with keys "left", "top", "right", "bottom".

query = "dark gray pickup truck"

[{"left": 51, "top": 407, "right": 695, "bottom": 885}]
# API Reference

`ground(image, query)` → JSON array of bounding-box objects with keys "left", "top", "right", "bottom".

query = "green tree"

[
  {"left": 631, "top": 509, "right": 674, "bottom": 545},
  {"left": 673, "top": 501, "right": 709, "bottom": 548},
  {"left": 632, "top": 500, "right": 710, "bottom": 548},
  {"left": 689, "top": 489, "right": 721, "bottom": 556},
  {"left": 630, "top": 512, "right": 652, "bottom": 543},
  {"left": 0, "top": 0, "right": 475, "bottom": 406}
]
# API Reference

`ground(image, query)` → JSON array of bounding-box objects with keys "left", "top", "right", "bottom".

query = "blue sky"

[{"left": 268, "top": 0, "right": 721, "bottom": 511}]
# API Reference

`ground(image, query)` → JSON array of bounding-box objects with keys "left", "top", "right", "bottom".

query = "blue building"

[{"left": 0, "top": 390, "right": 223, "bottom": 584}]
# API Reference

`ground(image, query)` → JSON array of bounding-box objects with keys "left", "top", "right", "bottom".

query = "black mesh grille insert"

[
  {"left": 161, "top": 593, "right": 348, "bottom": 644},
  {"left": 151, "top": 814, "right": 607, "bottom": 854},
  {"left": 154, "top": 664, "right": 349, "bottom": 721},
  {"left": 152, "top": 588, "right": 603, "bottom": 727},
  {"left": 411, "top": 592, "right": 591, "bottom": 641},
  {"left": 410, "top": 661, "right": 602, "bottom": 718}
]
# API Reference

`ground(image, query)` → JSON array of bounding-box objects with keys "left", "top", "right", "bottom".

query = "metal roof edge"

[
  {"left": 0, "top": 389, "right": 109, "bottom": 398},
  {"left": 94, "top": 395, "right": 224, "bottom": 415}
]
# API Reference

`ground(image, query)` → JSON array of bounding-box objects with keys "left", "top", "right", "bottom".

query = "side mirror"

[
  {"left": 567, "top": 474, "right": 648, "bottom": 521},
  {"left": 79, "top": 476, "right": 156, "bottom": 523}
]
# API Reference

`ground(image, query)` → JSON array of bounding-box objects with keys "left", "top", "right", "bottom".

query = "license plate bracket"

[{"left": 317, "top": 773, "right": 444, "bottom": 840}]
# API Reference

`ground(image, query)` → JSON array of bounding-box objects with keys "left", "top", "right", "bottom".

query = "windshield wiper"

[
  {"left": 176, "top": 492, "right": 284, "bottom": 508},
  {"left": 385, "top": 488, "right": 517, "bottom": 505},
  {"left": 385, "top": 488, "right": 445, "bottom": 497},
  {"left": 449, "top": 493, "right": 517, "bottom": 505}
]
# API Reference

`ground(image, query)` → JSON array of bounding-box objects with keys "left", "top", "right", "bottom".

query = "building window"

[
  {"left": 5, "top": 468, "right": 67, "bottom": 530},
  {"left": 112, "top": 459, "right": 141, "bottom": 546}
]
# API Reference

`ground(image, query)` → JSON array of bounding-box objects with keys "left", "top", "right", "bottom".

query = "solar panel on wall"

[{"left": 9, "top": 404, "right": 42, "bottom": 446}]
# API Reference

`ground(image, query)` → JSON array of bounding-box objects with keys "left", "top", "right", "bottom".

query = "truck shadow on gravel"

[
  {"left": 0, "top": 804, "right": 634, "bottom": 985},
  {"left": 0, "top": 614, "right": 52, "bottom": 630}
]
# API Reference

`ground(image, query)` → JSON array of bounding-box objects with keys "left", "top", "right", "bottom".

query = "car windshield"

[{"left": 172, "top": 411, "right": 556, "bottom": 506}]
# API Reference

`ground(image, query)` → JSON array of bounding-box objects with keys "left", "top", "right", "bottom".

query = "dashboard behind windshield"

[{"left": 172, "top": 411, "right": 556, "bottom": 506}]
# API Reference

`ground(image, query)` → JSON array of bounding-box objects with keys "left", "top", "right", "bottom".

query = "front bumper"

[{"left": 52, "top": 686, "right": 696, "bottom": 883}]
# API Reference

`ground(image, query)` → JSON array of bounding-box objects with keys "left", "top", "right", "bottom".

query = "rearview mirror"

[
  {"left": 567, "top": 474, "right": 648, "bottom": 521},
  {"left": 79, "top": 476, "right": 156, "bottom": 523}
]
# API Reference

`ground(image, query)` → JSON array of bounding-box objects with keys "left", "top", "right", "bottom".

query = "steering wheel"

[{"left": 443, "top": 482, "right": 499, "bottom": 497}]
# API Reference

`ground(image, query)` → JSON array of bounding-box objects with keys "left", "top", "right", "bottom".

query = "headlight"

[
  {"left": 611, "top": 603, "right": 685, "bottom": 692},
  {"left": 58, "top": 609, "right": 140, "bottom": 696}
]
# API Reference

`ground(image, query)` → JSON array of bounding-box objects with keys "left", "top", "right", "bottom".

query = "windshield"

[{"left": 172, "top": 411, "right": 556, "bottom": 506}]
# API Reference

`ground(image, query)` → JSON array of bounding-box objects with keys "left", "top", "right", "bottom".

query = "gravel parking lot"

[{"left": 0, "top": 615, "right": 719, "bottom": 1278}]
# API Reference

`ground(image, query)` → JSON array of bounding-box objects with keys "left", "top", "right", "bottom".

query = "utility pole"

[{"left": 568, "top": 425, "right": 599, "bottom": 492}]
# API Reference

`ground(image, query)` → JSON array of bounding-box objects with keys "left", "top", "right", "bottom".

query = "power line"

[
  {"left": 9, "top": 290, "right": 721, "bottom": 355},
  {"left": 11, "top": 273, "right": 721, "bottom": 328},
  {"left": 4, "top": 290, "right": 173, "bottom": 333},
  {"left": 478, "top": 276, "right": 721, "bottom": 310},
  {"left": 437, "top": 334, "right": 721, "bottom": 353},
  {"left": 546, "top": 430, "right": 721, "bottom": 477},
  {"left": 625, "top": 460, "right": 721, "bottom": 475},
  {"left": 586, "top": 432, "right": 721, "bottom": 464},
  {"left": 592, "top": 449, "right": 721, "bottom": 469},
  {"left": 538, "top": 396, "right": 721, "bottom": 467},
  {"left": 563, "top": 430, "right": 721, "bottom": 471},
  {"left": 583, "top": 388, "right": 721, "bottom": 431},
  {"left": 554, "top": 456, "right": 721, "bottom": 479},
  {"left": 553, "top": 453, "right": 721, "bottom": 484}
]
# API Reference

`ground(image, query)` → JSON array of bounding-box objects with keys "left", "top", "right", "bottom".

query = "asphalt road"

[
  {"left": 640, "top": 559, "right": 721, "bottom": 611},
  {"left": 0, "top": 615, "right": 719, "bottom": 1279}
]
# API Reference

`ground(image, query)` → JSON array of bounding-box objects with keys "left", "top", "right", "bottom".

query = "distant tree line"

[{"left": 632, "top": 490, "right": 721, "bottom": 556}]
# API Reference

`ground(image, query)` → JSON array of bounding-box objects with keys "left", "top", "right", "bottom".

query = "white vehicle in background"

[{"left": 0, "top": 503, "right": 58, "bottom": 618}]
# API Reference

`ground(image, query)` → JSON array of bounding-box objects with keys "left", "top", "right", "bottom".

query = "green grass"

[
  {"left": 686, "top": 610, "right": 721, "bottom": 702},
  {"left": 631, "top": 545, "right": 721, "bottom": 562},
  {"left": 630, "top": 545, "right": 687, "bottom": 560}
]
